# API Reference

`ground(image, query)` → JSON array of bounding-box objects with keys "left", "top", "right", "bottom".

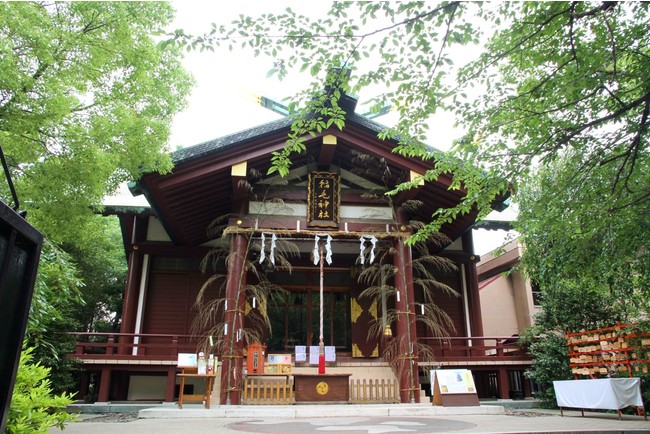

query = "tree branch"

[
  {"left": 558, "top": 91, "right": 650, "bottom": 148},
  {"left": 424, "top": 2, "right": 458, "bottom": 98},
  {"left": 611, "top": 95, "right": 650, "bottom": 193},
  {"left": 569, "top": 2, "right": 579, "bottom": 67},
  {"left": 450, "top": 4, "right": 573, "bottom": 95}
]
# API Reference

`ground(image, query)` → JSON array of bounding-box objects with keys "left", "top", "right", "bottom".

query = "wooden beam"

[
  {"left": 232, "top": 162, "right": 249, "bottom": 217},
  {"left": 318, "top": 134, "right": 337, "bottom": 167},
  {"left": 395, "top": 170, "right": 424, "bottom": 204}
]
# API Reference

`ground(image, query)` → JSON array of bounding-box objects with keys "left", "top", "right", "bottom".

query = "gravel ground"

[
  {"left": 504, "top": 408, "right": 556, "bottom": 417},
  {"left": 78, "top": 413, "right": 140, "bottom": 423}
]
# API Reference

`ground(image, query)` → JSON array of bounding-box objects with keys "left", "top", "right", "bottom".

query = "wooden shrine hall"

[{"left": 69, "top": 89, "right": 533, "bottom": 405}]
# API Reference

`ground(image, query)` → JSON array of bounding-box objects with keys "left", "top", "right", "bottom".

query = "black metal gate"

[{"left": 0, "top": 200, "right": 43, "bottom": 432}]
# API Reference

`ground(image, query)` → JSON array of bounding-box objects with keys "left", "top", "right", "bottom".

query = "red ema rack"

[{"left": 565, "top": 322, "right": 650, "bottom": 378}]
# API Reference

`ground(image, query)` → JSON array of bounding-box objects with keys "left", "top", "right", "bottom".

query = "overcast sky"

[{"left": 108, "top": 2, "right": 516, "bottom": 255}]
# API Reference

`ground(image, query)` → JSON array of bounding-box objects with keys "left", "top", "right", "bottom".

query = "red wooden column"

[
  {"left": 498, "top": 367, "right": 510, "bottom": 399},
  {"left": 219, "top": 232, "right": 248, "bottom": 405},
  {"left": 97, "top": 367, "right": 112, "bottom": 402},
  {"left": 118, "top": 250, "right": 141, "bottom": 353},
  {"left": 165, "top": 366, "right": 176, "bottom": 402},
  {"left": 462, "top": 231, "right": 484, "bottom": 338},
  {"left": 118, "top": 215, "right": 148, "bottom": 354},
  {"left": 393, "top": 233, "right": 419, "bottom": 403}
]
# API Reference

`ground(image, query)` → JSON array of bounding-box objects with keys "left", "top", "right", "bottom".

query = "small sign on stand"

[
  {"left": 177, "top": 353, "right": 198, "bottom": 368},
  {"left": 431, "top": 369, "right": 480, "bottom": 407}
]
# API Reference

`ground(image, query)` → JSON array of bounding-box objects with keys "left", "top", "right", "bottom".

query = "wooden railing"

[
  {"left": 418, "top": 336, "right": 530, "bottom": 362},
  {"left": 242, "top": 376, "right": 294, "bottom": 405},
  {"left": 66, "top": 332, "right": 203, "bottom": 360},
  {"left": 350, "top": 379, "right": 399, "bottom": 403},
  {"left": 68, "top": 333, "right": 530, "bottom": 363}
]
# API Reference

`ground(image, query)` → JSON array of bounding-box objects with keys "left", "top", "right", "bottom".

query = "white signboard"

[
  {"left": 267, "top": 354, "right": 292, "bottom": 364},
  {"left": 295, "top": 346, "right": 307, "bottom": 362},
  {"left": 309, "top": 346, "right": 320, "bottom": 365},
  {"left": 432, "top": 369, "right": 476, "bottom": 394},
  {"left": 325, "top": 346, "right": 336, "bottom": 362},
  {"left": 177, "top": 353, "right": 198, "bottom": 368}
]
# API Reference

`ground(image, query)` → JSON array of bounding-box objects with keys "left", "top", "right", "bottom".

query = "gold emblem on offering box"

[{"left": 316, "top": 381, "right": 329, "bottom": 395}]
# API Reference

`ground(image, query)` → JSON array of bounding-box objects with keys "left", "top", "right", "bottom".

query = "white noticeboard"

[
  {"left": 309, "top": 346, "right": 319, "bottom": 365},
  {"left": 325, "top": 346, "right": 336, "bottom": 362},
  {"left": 432, "top": 369, "right": 477, "bottom": 394},
  {"left": 295, "top": 346, "right": 307, "bottom": 362},
  {"left": 177, "top": 353, "right": 198, "bottom": 368}
]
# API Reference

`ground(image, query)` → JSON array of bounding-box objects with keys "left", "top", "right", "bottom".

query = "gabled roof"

[{"left": 130, "top": 104, "right": 483, "bottom": 246}]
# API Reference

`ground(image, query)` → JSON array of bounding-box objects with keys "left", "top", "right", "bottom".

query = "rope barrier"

[{"left": 223, "top": 226, "right": 410, "bottom": 239}]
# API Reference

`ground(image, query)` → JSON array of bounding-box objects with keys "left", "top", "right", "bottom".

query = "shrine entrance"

[{"left": 266, "top": 269, "right": 352, "bottom": 352}]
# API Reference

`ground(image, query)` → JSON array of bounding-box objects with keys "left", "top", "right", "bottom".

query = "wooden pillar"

[
  {"left": 119, "top": 215, "right": 148, "bottom": 354},
  {"left": 119, "top": 250, "right": 141, "bottom": 335},
  {"left": 522, "top": 371, "right": 532, "bottom": 398},
  {"left": 498, "top": 367, "right": 510, "bottom": 399},
  {"left": 219, "top": 233, "right": 248, "bottom": 405},
  {"left": 78, "top": 371, "right": 90, "bottom": 400},
  {"left": 462, "top": 231, "right": 484, "bottom": 338},
  {"left": 393, "top": 235, "right": 419, "bottom": 403},
  {"left": 97, "top": 367, "right": 112, "bottom": 402},
  {"left": 165, "top": 366, "right": 176, "bottom": 402}
]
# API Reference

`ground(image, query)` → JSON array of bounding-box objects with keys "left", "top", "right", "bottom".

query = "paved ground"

[{"left": 50, "top": 406, "right": 650, "bottom": 434}]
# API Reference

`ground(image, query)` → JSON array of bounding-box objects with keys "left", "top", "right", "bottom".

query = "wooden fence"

[
  {"left": 242, "top": 377, "right": 294, "bottom": 405},
  {"left": 349, "top": 379, "right": 399, "bottom": 404},
  {"left": 242, "top": 377, "right": 399, "bottom": 404}
]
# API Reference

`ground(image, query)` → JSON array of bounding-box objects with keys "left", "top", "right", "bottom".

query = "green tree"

[
  {"left": 63, "top": 215, "right": 128, "bottom": 334},
  {"left": 27, "top": 241, "right": 84, "bottom": 393},
  {"left": 5, "top": 347, "right": 76, "bottom": 434},
  {"left": 517, "top": 157, "right": 650, "bottom": 322},
  {"left": 0, "top": 1, "right": 193, "bottom": 244},
  {"left": 516, "top": 156, "right": 649, "bottom": 405},
  {"left": 167, "top": 1, "right": 649, "bottom": 243},
  {"left": 0, "top": 1, "right": 193, "bottom": 423}
]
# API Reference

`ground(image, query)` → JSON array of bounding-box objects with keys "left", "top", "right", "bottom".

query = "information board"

[
  {"left": 177, "top": 353, "right": 198, "bottom": 368},
  {"left": 433, "top": 369, "right": 477, "bottom": 394},
  {"left": 325, "top": 346, "right": 336, "bottom": 362},
  {"left": 430, "top": 369, "right": 479, "bottom": 407},
  {"left": 295, "top": 345, "right": 307, "bottom": 362}
]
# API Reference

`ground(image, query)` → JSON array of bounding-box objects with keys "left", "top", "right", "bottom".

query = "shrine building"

[{"left": 69, "top": 89, "right": 534, "bottom": 405}]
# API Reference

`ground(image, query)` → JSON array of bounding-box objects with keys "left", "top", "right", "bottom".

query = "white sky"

[{"left": 108, "top": 1, "right": 516, "bottom": 256}]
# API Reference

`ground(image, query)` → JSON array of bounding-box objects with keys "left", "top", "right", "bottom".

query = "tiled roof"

[{"left": 171, "top": 111, "right": 397, "bottom": 165}]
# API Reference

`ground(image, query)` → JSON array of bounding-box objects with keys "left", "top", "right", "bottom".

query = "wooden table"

[
  {"left": 553, "top": 378, "right": 647, "bottom": 420},
  {"left": 293, "top": 373, "right": 351, "bottom": 403},
  {"left": 177, "top": 372, "right": 218, "bottom": 409}
]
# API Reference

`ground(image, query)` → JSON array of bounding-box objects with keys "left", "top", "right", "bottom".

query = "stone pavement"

[{"left": 49, "top": 404, "right": 650, "bottom": 434}]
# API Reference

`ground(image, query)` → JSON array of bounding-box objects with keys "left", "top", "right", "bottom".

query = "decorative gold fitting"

[{"left": 384, "top": 325, "right": 393, "bottom": 337}]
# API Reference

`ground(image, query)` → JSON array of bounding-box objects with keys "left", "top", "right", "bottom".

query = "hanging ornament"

[
  {"left": 325, "top": 235, "right": 332, "bottom": 264},
  {"left": 312, "top": 234, "right": 333, "bottom": 265},
  {"left": 270, "top": 233, "right": 277, "bottom": 265},
  {"left": 359, "top": 235, "right": 378, "bottom": 265},
  {"left": 259, "top": 233, "right": 266, "bottom": 264},
  {"left": 259, "top": 232, "right": 277, "bottom": 265}
]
